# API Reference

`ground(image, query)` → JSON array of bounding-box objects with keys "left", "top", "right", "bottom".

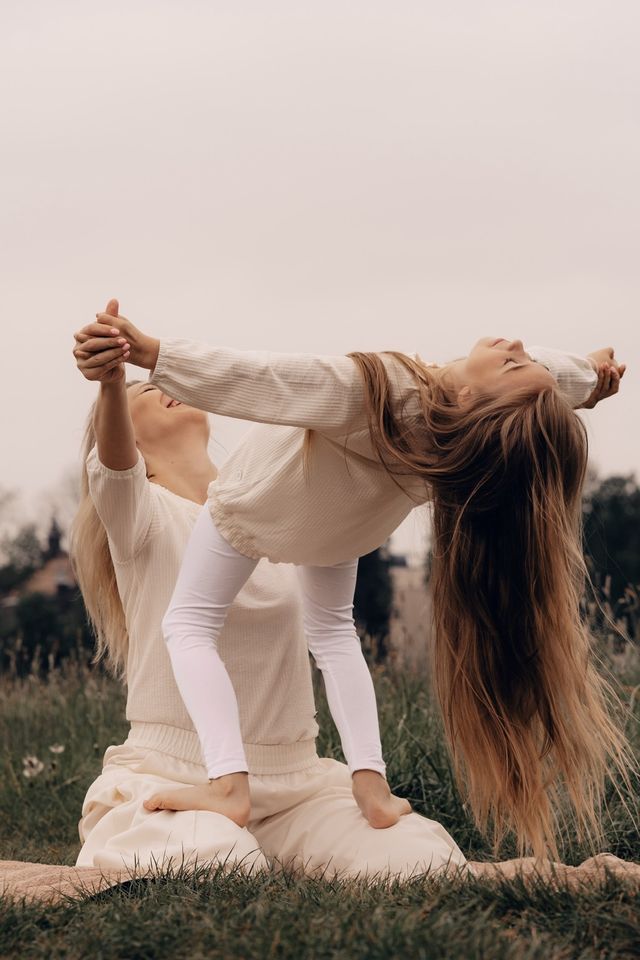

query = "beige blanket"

[
  {"left": 0, "top": 860, "right": 126, "bottom": 905},
  {"left": 2, "top": 853, "right": 638, "bottom": 905}
]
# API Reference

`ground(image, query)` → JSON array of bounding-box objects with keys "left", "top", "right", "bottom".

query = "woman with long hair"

[
  {"left": 70, "top": 300, "right": 465, "bottom": 877},
  {"left": 74, "top": 298, "right": 631, "bottom": 862}
]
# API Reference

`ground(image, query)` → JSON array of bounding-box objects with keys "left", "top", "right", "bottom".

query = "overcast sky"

[{"left": 1, "top": 1, "right": 638, "bottom": 558}]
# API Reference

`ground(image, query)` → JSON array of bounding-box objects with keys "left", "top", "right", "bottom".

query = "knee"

[
  {"left": 306, "top": 632, "right": 363, "bottom": 669},
  {"left": 161, "top": 606, "right": 221, "bottom": 656}
]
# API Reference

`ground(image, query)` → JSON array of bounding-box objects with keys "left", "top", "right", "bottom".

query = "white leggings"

[{"left": 162, "top": 505, "right": 386, "bottom": 780}]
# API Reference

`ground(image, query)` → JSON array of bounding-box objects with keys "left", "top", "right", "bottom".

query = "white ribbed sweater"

[
  {"left": 148, "top": 342, "right": 598, "bottom": 566},
  {"left": 86, "top": 447, "right": 319, "bottom": 774}
]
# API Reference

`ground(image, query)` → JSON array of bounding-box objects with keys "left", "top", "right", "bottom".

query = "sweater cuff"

[
  {"left": 86, "top": 445, "right": 146, "bottom": 479},
  {"left": 148, "top": 338, "right": 171, "bottom": 386},
  {"left": 526, "top": 345, "right": 598, "bottom": 408}
]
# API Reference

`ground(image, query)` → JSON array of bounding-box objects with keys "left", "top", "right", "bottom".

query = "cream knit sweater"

[
  {"left": 148, "top": 341, "right": 598, "bottom": 566},
  {"left": 86, "top": 446, "right": 319, "bottom": 774}
]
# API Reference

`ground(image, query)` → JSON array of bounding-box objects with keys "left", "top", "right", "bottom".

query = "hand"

[
  {"left": 581, "top": 347, "right": 626, "bottom": 409},
  {"left": 73, "top": 298, "right": 128, "bottom": 383},
  {"left": 73, "top": 298, "right": 160, "bottom": 381}
]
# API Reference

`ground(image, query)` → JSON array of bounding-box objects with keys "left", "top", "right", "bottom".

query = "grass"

[
  {"left": 2, "top": 865, "right": 640, "bottom": 960},
  {"left": 1, "top": 652, "right": 639, "bottom": 958}
]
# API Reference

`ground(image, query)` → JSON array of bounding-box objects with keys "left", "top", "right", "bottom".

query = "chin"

[
  {"left": 173, "top": 403, "right": 201, "bottom": 417},
  {"left": 184, "top": 408, "right": 208, "bottom": 426}
]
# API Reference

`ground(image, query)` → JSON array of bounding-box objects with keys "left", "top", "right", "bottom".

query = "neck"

[
  {"left": 432, "top": 359, "right": 465, "bottom": 392},
  {"left": 143, "top": 441, "right": 218, "bottom": 505}
]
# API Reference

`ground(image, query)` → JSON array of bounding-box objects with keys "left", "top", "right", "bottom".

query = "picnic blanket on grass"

[
  {"left": 2, "top": 853, "right": 638, "bottom": 904},
  {"left": 0, "top": 860, "right": 126, "bottom": 904}
]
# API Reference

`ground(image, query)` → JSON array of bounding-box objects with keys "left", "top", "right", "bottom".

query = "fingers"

[
  {"left": 583, "top": 359, "right": 625, "bottom": 408},
  {"left": 75, "top": 345, "right": 130, "bottom": 367},
  {"left": 75, "top": 335, "right": 129, "bottom": 354},
  {"left": 597, "top": 362, "right": 622, "bottom": 399},
  {"left": 77, "top": 355, "right": 126, "bottom": 381},
  {"left": 608, "top": 366, "right": 621, "bottom": 395},
  {"left": 74, "top": 321, "right": 121, "bottom": 342},
  {"left": 96, "top": 312, "right": 119, "bottom": 327},
  {"left": 96, "top": 311, "right": 128, "bottom": 327}
]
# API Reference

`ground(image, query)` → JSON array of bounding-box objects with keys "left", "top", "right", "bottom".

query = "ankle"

[
  {"left": 352, "top": 769, "right": 387, "bottom": 787},
  {"left": 208, "top": 771, "right": 249, "bottom": 796}
]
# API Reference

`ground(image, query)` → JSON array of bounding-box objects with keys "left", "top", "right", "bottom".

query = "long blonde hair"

[
  {"left": 347, "top": 350, "right": 633, "bottom": 857},
  {"left": 68, "top": 382, "right": 143, "bottom": 679}
]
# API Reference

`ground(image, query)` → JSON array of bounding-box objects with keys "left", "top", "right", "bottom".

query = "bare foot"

[
  {"left": 143, "top": 772, "right": 251, "bottom": 827},
  {"left": 577, "top": 853, "right": 640, "bottom": 883},
  {"left": 351, "top": 769, "right": 412, "bottom": 829}
]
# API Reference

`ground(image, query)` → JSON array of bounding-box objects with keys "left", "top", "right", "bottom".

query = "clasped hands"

[{"left": 73, "top": 298, "right": 158, "bottom": 383}]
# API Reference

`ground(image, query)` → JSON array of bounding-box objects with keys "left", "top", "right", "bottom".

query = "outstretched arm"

[
  {"left": 79, "top": 306, "right": 369, "bottom": 436},
  {"left": 525, "top": 344, "right": 625, "bottom": 409},
  {"left": 147, "top": 338, "right": 368, "bottom": 435}
]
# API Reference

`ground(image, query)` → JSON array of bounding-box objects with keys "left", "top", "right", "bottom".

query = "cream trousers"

[{"left": 77, "top": 743, "right": 467, "bottom": 880}]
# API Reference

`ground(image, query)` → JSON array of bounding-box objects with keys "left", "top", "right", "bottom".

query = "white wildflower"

[
  {"left": 22, "top": 755, "right": 45, "bottom": 778},
  {"left": 48, "top": 744, "right": 65, "bottom": 754}
]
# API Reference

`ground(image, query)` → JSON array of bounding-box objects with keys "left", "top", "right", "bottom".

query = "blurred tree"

[
  {"left": 582, "top": 473, "right": 640, "bottom": 603},
  {"left": 0, "top": 523, "right": 43, "bottom": 593},
  {"left": 3, "top": 590, "right": 91, "bottom": 675},
  {"left": 42, "top": 516, "right": 63, "bottom": 561},
  {"left": 1, "top": 523, "right": 42, "bottom": 570},
  {"left": 354, "top": 545, "right": 393, "bottom": 662}
]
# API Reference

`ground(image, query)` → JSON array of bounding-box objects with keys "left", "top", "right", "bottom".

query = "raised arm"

[
  {"left": 72, "top": 302, "right": 138, "bottom": 468},
  {"left": 93, "top": 378, "right": 138, "bottom": 470},
  {"left": 74, "top": 301, "right": 155, "bottom": 562}
]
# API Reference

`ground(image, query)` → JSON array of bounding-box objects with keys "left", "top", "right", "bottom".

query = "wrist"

[
  {"left": 141, "top": 336, "right": 160, "bottom": 371},
  {"left": 98, "top": 371, "right": 126, "bottom": 390},
  {"left": 586, "top": 355, "right": 599, "bottom": 373}
]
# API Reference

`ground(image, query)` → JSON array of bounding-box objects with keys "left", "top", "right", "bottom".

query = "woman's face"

[
  {"left": 456, "top": 337, "right": 557, "bottom": 399},
  {"left": 127, "top": 383, "right": 209, "bottom": 447}
]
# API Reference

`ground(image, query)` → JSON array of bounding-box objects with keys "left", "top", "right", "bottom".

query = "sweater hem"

[
  {"left": 126, "top": 722, "right": 319, "bottom": 775},
  {"left": 209, "top": 500, "right": 275, "bottom": 563}
]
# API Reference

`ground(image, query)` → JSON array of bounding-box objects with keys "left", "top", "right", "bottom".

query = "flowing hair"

[
  {"left": 68, "top": 381, "right": 143, "bottom": 679},
  {"left": 345, "top": 350, "right": 633, "bottom": 858}
]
